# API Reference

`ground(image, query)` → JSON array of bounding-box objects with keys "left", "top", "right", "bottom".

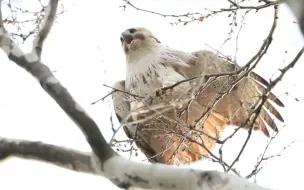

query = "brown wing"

[
  {"left": 113, "top": 50, "right": 284, "bottom": 165},
  {"left": 112, "top": 80, "right": 227, "bottom": 165},
  {"left": 180, "top": 50, "right": 284, "bottom": 136},
  {"left": 112, "top": 81, "right": 159, "bottom": 162},
  {"left": 145, "top": 50, "right": 285, "bottom": 165}
]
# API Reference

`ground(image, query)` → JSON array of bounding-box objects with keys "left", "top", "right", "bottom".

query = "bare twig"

[
  {"left": 91, "top": 83, "right": 143, "bottom": 105},
  {"left": 2, "top": 0, "right": 65, "bottom": 43},
  {"left": 225, "top": 0, "right": 281, "bottom": 11},
  {"left": 227, "top": 44, "right": 304, "bottom": 171},
  {"left": 121, "top": 0, "right": 201, "bottom": 18},
  {"left": 121, "top": 0, "right": 281, "bottom": 25},
  {"left": 245, "top": 126, "right": 295, "bottom": 179}
]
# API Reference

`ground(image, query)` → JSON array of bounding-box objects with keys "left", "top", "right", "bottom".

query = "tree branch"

[
  {"left": 0, "top": 136, "right": 273, "bottom": 190},
  {"left": 225, "top": 0, "right": 281, "bottom": 11},
  {"left": 1, "top": 0, "right": 65, "bottom": 43},
  {"left": 0, "top": 0, "right": 289, "bottom": 189},
  {"left": 0, "top": 0, "right": 116, "bottom": 166},
  {"left": 0, "top": 137, "right": 95, "bottom": 174},
  {"left": 32, "top": 0, "right": 59, "bottom": 59},
  {"left": 121, "top": 0, "right": 281, "bottom": 25}
]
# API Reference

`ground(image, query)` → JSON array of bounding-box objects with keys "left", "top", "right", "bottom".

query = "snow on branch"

[{"left": 0, "top": 1, "right": 292, "bottom": 190}]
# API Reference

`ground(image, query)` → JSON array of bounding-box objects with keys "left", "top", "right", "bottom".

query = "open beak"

[{"left": 121, "top": 32, "right": 134, "bottom": 44}]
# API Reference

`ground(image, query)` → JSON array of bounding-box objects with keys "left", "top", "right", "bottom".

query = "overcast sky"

[{"left": 0, "top": 0, "right": 303, "bottom": 189}]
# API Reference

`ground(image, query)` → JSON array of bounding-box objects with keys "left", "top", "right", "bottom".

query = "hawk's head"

[{"left": 120, "top": 27, "right": 161, "bottom": 62}]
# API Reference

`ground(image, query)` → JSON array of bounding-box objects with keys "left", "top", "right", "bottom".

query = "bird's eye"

[
  {"left": 129, "top": 28, "right": 136, "bottom": 33},
  {"left": 120, "top": 37, "right": 124, "bottom": 43}
]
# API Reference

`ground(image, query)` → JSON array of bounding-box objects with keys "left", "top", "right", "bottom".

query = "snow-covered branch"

[{"left": 0, "top": 1, "right": 281, "bottom": 190}]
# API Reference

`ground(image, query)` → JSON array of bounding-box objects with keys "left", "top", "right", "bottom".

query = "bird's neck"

[
  {"left": 125, "top": 45, "right": 197, "bottom": 98},
  {"left": 126, "top": 44, "right": 195, "bottom": 74},
  {"left": 126, "top": 43, "right": 163, "bottom": 64},
  {"left": 126, "top": 44, "right": 165, "bottom": 75}
]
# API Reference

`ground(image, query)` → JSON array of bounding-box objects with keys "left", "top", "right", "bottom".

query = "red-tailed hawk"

[{"left": 112, "top": 27, "right": 284, "bottom": 165}]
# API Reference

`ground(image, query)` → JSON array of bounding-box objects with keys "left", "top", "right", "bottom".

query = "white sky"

[{"left": 0, "top": 0, "right": 303, "bottom": 189}]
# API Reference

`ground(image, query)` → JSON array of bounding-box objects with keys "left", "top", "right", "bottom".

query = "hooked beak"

[{"left": 121, "top": 32, "right": 133, "bottom": 45}]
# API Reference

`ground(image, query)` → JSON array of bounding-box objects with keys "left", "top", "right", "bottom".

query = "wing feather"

[
  {"left": 263, "top": 100, "right": 284, "bottom": 122},
  {"left": 176, "top": 50, "right": 284, "bottom": 136},
  {"left": 256, "top": 117, "right": 270, "bottom": 137},
  {"left": 259, "top": 107, "right": 278, "bottom": 132},
  {"left": 112, "top": 80, "right": 158, "bottom": 162},
  {"left": 251, "top": 77, "right": 285, "bottom": 107}
]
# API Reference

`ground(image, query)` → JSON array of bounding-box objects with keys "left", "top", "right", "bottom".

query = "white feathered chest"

[{"left": 125, "top": 47, "right": 193, "bottom": 97}]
